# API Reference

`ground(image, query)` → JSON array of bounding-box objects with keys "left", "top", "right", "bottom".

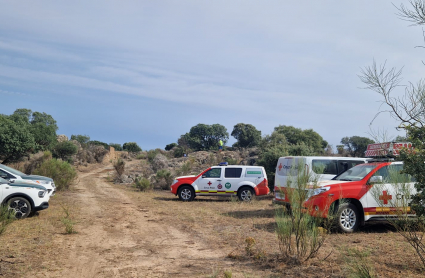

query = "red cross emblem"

[
  {"left": 278, "top": 163, "right": 282, "bottom": 171},
  {"left": 207, "top": 181, "right": 212, "bottom": 186},
  {"left": 379, "top": 191, "right": 392, "bottom": 205}
]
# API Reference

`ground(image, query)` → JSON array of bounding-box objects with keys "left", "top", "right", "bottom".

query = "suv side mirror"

[{"left": 369, "top": 176, "right": 383, "bottom": 184}]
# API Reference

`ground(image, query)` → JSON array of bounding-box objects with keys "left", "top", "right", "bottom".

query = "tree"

[
  {"left": 123, "top": 142, "right": 142, "bottom": 152},
  {"left": 165, "top": 143, "right": 177, "bottom": 151},
  {"left": 71, "top": 135, "right": 90, "bottom": 146},
  {"left": 52, "top": 141, "right": 78, "bottom": 161},
  {"left": 88, "top": 140, "right": 109, "bottom": 149},
  {"left": 359, "top": 0, "right": 425, "bottom": 217},
  {"left": 340, "top": 136, "right": 374, "bottom": 157},
  {"left": 273, "top": 125, "right": 328, "bottom": 154},
  {"left": 0, "top": 115, "right": 35, "bottom": 164},
  {"left": 180, "top": 123, "right": 229, "bottom": 151},
  {"left": 9, "top": 109, "right": 58, "bottom": 152},
  {"left": 231, "top": 123, "right": 261, "bottom": 148}
]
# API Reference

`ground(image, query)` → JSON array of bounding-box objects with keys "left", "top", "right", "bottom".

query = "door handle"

[{"left": 217, "top": 179, "right": 222, "bottom": 181}]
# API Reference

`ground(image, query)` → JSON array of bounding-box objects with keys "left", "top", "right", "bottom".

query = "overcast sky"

[{"left": 1, "top": 1, "right": 422, "bottom": 150}]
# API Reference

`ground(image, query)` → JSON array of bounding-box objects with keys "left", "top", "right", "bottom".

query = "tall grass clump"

[
  {"left": 33, "top": 159, "right": 77, "bottom": 190},
  {"left": 113, "top": 158, "right": 125, "bottom": 176},
  {"left": 60, "top": 205, "right": 76, "bottom": 234},
  {"left": 154, "top": 169, "right": 173, "bottom": 190},
  {"left": 0, "top": 206, "right": 15, "bottom": 235},
  {"left": 342, "top": 247, "right": 376, "bottom": 278},
  {"left": 275, "top": 162, "right": 330, "bottom": 265},
  {"left": 134, "top": 177, "right": 153, "bottom": 191},
  {"left": 370, "top": 165, "right": 425, "bottom": 268}
]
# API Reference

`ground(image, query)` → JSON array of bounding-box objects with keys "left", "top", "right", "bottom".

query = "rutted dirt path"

[{"left": 39, "top": 164, "right": 230, "bottom": 277}]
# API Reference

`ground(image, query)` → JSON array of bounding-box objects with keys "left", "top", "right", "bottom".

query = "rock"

[{"left": 57, "top": 134, "right": 69, "bottom": 142}]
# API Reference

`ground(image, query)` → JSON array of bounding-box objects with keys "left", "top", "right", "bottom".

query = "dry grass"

[{"left": 0, "top": 175, "right": 424, "bottom": 277}]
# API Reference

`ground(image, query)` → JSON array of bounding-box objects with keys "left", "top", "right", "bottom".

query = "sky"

[{"left": 0, "top": 0, "right": 423, "bottom": 150}]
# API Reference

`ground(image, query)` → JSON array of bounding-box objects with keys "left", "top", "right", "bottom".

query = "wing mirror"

[{"left": 369, "top": 176, "right": 383, "bottom": 184}]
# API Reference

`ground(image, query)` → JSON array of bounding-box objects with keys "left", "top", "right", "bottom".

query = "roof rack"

[{"left": 365, "top": 142, "right": 412, "bottom": 158}]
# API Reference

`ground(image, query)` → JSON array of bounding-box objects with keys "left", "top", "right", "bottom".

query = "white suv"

[
  {"left": 0, "top": 177, "right": 50, "bottom": 218},
  {"left": 170, "top": 164, "right": 269, "bottom": 201},
  {"left": 0, "top": 164, "right": 56, "bottom": 196}
]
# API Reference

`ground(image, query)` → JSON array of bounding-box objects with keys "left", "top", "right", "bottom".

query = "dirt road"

[{"left": 38, "top": 164, "right": 232, "bottom": 278}]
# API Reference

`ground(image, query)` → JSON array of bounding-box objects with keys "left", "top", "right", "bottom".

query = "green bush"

[
  {"left": 33, "top": 159, "right": 77, "bottom": 190},
  {"left": 0, "top": 205, "right": 15, "bottom": 235},
  {"left": 109, "top": 143, "right": 123, "bottom": 151},
  {"left": 147, "top": 149, "right": 159, "bottom": 162},
  {"left": 155, "top": 169, "right": 174, "bottom": 190},
  {"left": 52, "top": 141, "right": 78, "bottom": 161},
  {"left": 123, "top": 142, "right": 142, "bottom": 153},
  {"left": 134, "top": 177, "right": 152, "bottom": 191},
  {"left": 165, "top": 143, "right": 177, "bottom": 151}
]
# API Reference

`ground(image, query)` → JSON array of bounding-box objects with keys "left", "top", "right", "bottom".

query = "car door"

[
  {"left": 197, "top": 168, "right": 222, "bottom": 193},
  {"left": 366, "top": 164, "right": 415, "bottom": 216},
  {"left": 222, "top": 167, "right": 243, "bottom": 194}
]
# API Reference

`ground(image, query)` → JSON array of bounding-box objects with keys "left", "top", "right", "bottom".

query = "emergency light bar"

[
  {"left": 218, "top": 162, "right": 228, "bottom": 166},
  {"left": 365, "top": 142, "right": 413, "bottom": 158}
]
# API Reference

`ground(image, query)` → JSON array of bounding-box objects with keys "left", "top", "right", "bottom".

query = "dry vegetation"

[{"left": 0, "top": 162, "right": 424, "bottom": 277}]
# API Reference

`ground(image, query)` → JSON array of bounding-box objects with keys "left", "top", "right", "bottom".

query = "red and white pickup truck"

[{"left": 275, "top": 142, "right": 416, "bottom": 233}]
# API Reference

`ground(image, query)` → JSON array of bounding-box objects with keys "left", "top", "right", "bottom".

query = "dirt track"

[{"left": 39, "top": 164, "right": 231, "bottom": 278}]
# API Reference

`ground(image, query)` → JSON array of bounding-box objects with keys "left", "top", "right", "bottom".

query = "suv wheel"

[
  {"left": 178, "top": 186, "right": 195, "bottom": 202},
  {"left": 335, "top": 203, "right": 360, "bottom": 233},
  {"left": 238, "top": 187, "right": 254, "bottom": 202},
  {"left": 8, "top": 197, "right": 32, "bottom": 219}
]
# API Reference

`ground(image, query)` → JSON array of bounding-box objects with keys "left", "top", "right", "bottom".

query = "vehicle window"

[
  {"left": 312, "top": 160, "right": 337, "bottom": 175},
  {"left": 373, "top": 164, "right": 415, "bottom": 183},
  {"left": 203, "top": 168, "right": 221, "bottom": 178},
  {"left": 337, "top": 160, "right": 365, "bottom": 175},
  {"left": 0, "top": 177, "right": 8, "bottom": 184},
  {"left": 334, "top": 164, "right": 378, "bottom": 181},
  {"left": 0, "top": 170, "right": 13, "bottom": 179},
  {"left": 225, "top": 168, "right": 242, "bottom": 178},
  {"left": 0, "top": 164, "right": 26, "bottom": 176}
]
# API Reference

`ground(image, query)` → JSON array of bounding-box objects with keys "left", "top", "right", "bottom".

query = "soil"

[{"left": 0, "top": 161, "right": 424, "bottom": 277}]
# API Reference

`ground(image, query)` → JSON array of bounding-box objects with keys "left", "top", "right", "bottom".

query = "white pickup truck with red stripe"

[
  {"left": 170, "top": 164, "right": 269, "bottom": 201},
  {"left": 276, "top": 142, "right": 416, "bottom": 233}
]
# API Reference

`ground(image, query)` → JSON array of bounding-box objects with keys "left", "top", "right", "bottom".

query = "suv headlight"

[
  {"left": 38, "top": 190, "right": 46, "bottom": 198},
  {"left": 307, "top": 186, "right": 330, "bottom": 199},
  {"left": 172, "top": 179, "right": 178, "bottom": 185},
  {"left": 36, "top": 180, "right": 49, "bottom": 185}
]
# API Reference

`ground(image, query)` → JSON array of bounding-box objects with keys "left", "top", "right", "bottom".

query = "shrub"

[
  {"left": 173, "top": 146, "right": 185, "bottom": 158},
  {"left": 123, "top": 142, "right": 142, "bottom": 153},
  {"left": 24, "top": 151, "right": 52, "bottom": 174},
  {"left": 147, "top": 149, "right": 159, "bottom": 162},
  {"left": 109, "top": 143, "right": 123, "bottom": 151},
  {"left": 33, "top": 159, "right": 77, "bottom": 190},
  {"left": 88, "top": 140, "right": 109, "bottom": 149},
  {"left": 155, "top": 169, "right": 173, "bottom": 190},
  {"left": 52, "top": 141, "right": 78, "bottom": 161},
  {"left": 0, "top": 205, "right": 15, "bottom": 235},
  {"left": 151, "top": 154, "right": 168, "bottom": 172},
  {"left": 165, "top": 143, "right": 177, "bottom": 151},
  {"left": 60, "top": 205, "right": 76, "bottom": 234},
  {"left": 134, "top": 177, "right": 152, "bottom": 191},
  {"left": 114, "top": 159, "right": 125, "bottom": 177}
]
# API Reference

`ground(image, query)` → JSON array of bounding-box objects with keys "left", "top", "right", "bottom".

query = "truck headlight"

[{"left": 307, "top": 186, "right": 330, "bottom": 199}]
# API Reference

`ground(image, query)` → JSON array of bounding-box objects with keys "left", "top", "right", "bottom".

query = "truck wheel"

[
  {"left": 178, "top": 186, "right": 195, "bottom": 202},
  {"left": 8, "top": 197, "right": 32, "bottom": 219},
  {"left": 238, "top": 187, "right": 254, "bottom": 202},
  {"left": 335, "top": 203, "right": 360, "bottom": 233}
]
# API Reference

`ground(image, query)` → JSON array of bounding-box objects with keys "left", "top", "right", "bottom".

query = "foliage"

[
  {"left": 340, "top": 136, "right": 374, "bottom": 157},
  {"left": 154, "top": 169, "right": 174, "bottom": 190},
  {"left": 0, "top": 205, "right": 15, "bottom": 235},
  {"left": 147, "top": 149, "right": 159, "bottom": 162},
  {"left": 71, "top": 134, "right": 90, "bottom": 146},
  {"left": 173, "top": 146, "right": 185, "bottom": 158},
  {"left": 52, "top": 141, "right": 78, "bottom": 161},
  {"left": 0, "top": 115, "right": 35, "bottom": 164},
  {"left": 275, "top": 162, "right": 330, "bottom": 265},
  {"left": 123, "top": 142, "right": 142, "bottom": 153},
  {"left": 109, "top": 143, "right": 123, "bottom": 151},
  {"left": 133, "top": 177, "right": 153, "bottom": 191},
  {"left": 179, "top": 123, "right": 229, "bottom": 151},
  {"left": 342, "top": 248, "right": 376, "bottom": 278},
  {"left": 10, "top": 109, "right": 58, "bottom": 152},
  {"left": 88, "top": 140, "right": 109, "bottom": 149},
  {"left": 33, "top": 159, "right": 77, "bottom": 190},
  {"left": 165, "top": 143, "right": 177, "bottom": 151},
  {"left": 273, "top": 125, "right": 328, "bottom": 154},
  {"left": 60, "top": 205, "right": 76, "bottom": 234},
  {"left": 231, "top": 123, "right": 261, "bottom": 148},
  {"left": 113, "top": 159, "right": 125, "bottom": 177}
]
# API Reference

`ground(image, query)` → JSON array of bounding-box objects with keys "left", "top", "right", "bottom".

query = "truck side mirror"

[{"left": 369, "top": 176, "right": 383, "bottom": 184}]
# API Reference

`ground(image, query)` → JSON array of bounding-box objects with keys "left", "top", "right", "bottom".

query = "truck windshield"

[{"left": 333, "top": 164, "right": 378, "bottom": 181}]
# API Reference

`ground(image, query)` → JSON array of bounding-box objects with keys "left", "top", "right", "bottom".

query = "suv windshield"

[
  {"left": 0, "top": 164, "right": 26, "bottom": 176},
  {"left": 333, "top": 164, "right": 378, "bottom": 181}
]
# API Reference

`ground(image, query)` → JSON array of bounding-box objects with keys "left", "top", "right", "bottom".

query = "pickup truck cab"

[{"left": 171, "top": 164, "right": 269, "bottom": 201}]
